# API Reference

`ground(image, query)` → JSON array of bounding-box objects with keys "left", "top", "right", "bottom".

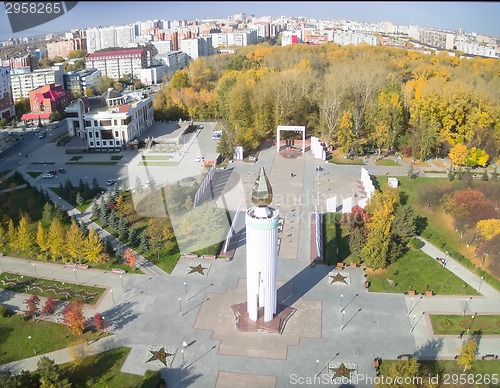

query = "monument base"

[{"left": 231, "top": 302, "right": 296, "bottom": 334}]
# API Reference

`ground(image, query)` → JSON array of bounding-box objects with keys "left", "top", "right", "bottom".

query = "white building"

[
  {"left": 333, "top": 31, "right": 378, "bottom": 46},
  {"left": 86, "top": 25, "right": 138, "bottom": 53},
  {"left": 65, "top": 89, "right": 154, "bottom": 151},
  {"left": 180, "top": 36, "right": 213, "bottom": 61},
  {"left": 149, "top": 40, "right": 173, "bottom": 56},
  {"left": 245, "top": 167, "right": 279, "bottom": 323},
  {"left": 0, "top": 66, "right": 15, "bottom": 119},
  {"left": 153, "top": 51, "right": 187, "bottom": 75},
  {"left": 139, "top": 65, "right": 170, "bottom": 85},
  {"left": 85, "top": 47, "right": 151, "bottom": 80},
  {"left": 10, "top": 64, "right": 64, "bottom": 100}
]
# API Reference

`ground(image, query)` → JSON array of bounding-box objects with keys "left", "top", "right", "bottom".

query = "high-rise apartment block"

[{"left": 0, "top": 66, "right": 15, "bottom": 120}]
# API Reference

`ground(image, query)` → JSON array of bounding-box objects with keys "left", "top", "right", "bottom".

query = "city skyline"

[{"left": 0, "top": 1, "right": 500, "bottom": 43}]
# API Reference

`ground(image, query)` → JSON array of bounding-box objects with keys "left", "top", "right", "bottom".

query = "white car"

[
  {"left": 43, "top": 173, "right": 54, "bottom": 179},
  {"left": 195, "top": 156, "right": 204, "bottom": 162}
]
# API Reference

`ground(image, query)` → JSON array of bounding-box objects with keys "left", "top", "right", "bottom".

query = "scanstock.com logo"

[{"left": 4, "top": 1, "right": 79, "bottom": 33}]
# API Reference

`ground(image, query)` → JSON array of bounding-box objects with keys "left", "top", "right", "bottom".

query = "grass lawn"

[
  {"left": 142, "top": 155, "right": 172, "bottom": 161},
  {"left": 142, "top": 240, "right": 180, "bottom": 273},
  {"left": 137, "top": 161, "right": 178, "bottom": 167},
  {"left": 66, "top": 161, "right": 118, "bottom": 166},
  {"left": 61, "top": 347, "right": 161, "bottom": 388},
  {"left": 366, "top": 249, "right": 479, "bottom": 295},
  {"left": 430, "top": 314, "right": 500, "bottom": 335},
  {"left": 375, "top": 159, "right": 401, "bottom": 166},
  {"left": 0, "top": 313, "right": 102, "bottom": 364},
  {"left": 27, "top": 171, "right": 43, "bottom": 178},
  {"left": 69, "top": 156, "right": 82, "bottom": 161},
  {"left": 394, "top": 176, "right": 500, "bottom": 291},
  {"left": 0, "top": 273, "right": 106, "bottom": 305},
  {"left": 328, "top": 156, "right": 364, "bottom": 165},
  {"left": 378, "top": 359, "right": 500, "bottom": 388}
]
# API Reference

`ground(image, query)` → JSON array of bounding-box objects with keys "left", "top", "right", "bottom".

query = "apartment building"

[
  {"left": 10, "top": 64, "right": 64, "bottom": 100},
  {"left": 47, "top": 37, "right": 87, "bottom": 59},
  {"left": 0, "top": 54, "right": 39, "bottom": 72},
  {"left": 180, "top": 36, "right": 213, "bottom": 61},
  {"left": 0, "top": 66, "right": 15, "bottom": 120},
  {"left": 65, "top": 89, "right": 154, "bottom": 151},
  {"left": 85, "top": 47, "right": 151, "bottom": 80},
  {"left": 418, "top": 29, "right": 455, "bottom": 50},
  {"left": 63, "top": 68, "right": 102, "bottom": 95}
]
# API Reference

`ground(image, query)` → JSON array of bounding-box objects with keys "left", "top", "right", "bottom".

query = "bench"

[
  {"left": 111, "top": 268, "right": 125, "bottom": 274},
  {"left": 408, "top": 290, "right": 416, "bottom": 296},
  {"left": 77, "top": 264, "right": 89, "bottom": 270},
  {"left": 482, "top": 354, "right": 498, "bottom": 360},
  {"left": 201, "top": 254, "right": 216, "bottom": 260},
  {"left": 64, "top": 263, "right": 77, "bottom": 268}
]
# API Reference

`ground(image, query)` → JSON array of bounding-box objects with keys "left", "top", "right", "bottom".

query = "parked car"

[
  {"left": 38, "top": 132, "right": 46, "bottom": 139},
  {"left": 48, "top": 170, "right": 57, "bottom": 175},
  {"left": 195, "top": 155, "right": 204, "bottom": 162},
  {"left": 106, "top": 179, "right": 116, "bottom": 186},
  {"left": 58, "top": 168, "right": 66, "bottom": 173},
  {"left": 43, "top": 173, "right": 54, "bottom": 179}
]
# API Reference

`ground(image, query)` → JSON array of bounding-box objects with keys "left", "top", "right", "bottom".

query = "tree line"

[{"left": 154, "top": 43, "right": 500, "bottom": 161}]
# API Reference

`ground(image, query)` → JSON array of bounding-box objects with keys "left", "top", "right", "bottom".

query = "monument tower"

[{"left": 245, "top": 167, "right": 279, "bottom": 322}]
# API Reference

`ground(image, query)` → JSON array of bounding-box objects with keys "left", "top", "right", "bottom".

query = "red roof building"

[{"left": 21, "top": 83, "right": 73, "bottom": 122}]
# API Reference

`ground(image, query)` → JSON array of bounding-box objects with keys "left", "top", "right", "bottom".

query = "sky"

[{"left": 1, "top": 1, "right": 500, "bottom": 43}]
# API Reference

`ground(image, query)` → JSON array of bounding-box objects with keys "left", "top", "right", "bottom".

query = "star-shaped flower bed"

[
  {"left": 328, "top": 361, "right": 358, "bottom": 384},
  {"left": 328, "top": 271, "right": 351, "bottom": 285},
  {"left": 144, "top": 346, "right": 177, "bottom": 368},
  {"left": 187, "top": 263, "right": 210, "bottom": 276}
]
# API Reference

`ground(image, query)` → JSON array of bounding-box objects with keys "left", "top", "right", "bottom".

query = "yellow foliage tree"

[
  {"left": 448, "top": 143, "right": 468, "bottom": 167},
  {"left": 476, "top": 219, "right": 500, "bottom": 241}
]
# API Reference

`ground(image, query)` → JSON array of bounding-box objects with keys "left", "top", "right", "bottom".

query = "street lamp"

[
  {"left": 411, "top": 314, "right": 416, "bottom": 333},
  {"left": 73, "top": 268, "right": 78, "bottom": 284},
  {"left": 340, "top": 294, "right": 343, "bottom": 313},
  {"left": 316, "top": 359, "right": 320, "bottom": 377},
  {"left": 32, "top": 263, "right": 38, "bottom": 278},
  {"left": 184, "top": 282, "right": 188, "bottom": 299},
  {"left": 28, "top": 336, "right": 36, "bottom": 355},
  {"left": 408, "top": 297, "right": 414, "bottom": 316},
  {"left": 120, "top": 275, "right": 123, "bottom": 290},
  {"left": 110, "top": 289, "right": 115, "bottom": 305},
  {"left": 478, "top": 277, "right": 484, "bottom": 293},
  {"left": 178, "top": 298, "right": 182, "bottom": 316},
  {"left": 463, "top": 297, "right": 472, "bottom": 316},
  {"left": 340, "top": 310, "right": 345, "bottom": 331},
  {"left": 181, "top": 349, "right": 185, "bottom": 366},
  {"left": 467, "top": 313, "right": 477, "bottom": 334}
]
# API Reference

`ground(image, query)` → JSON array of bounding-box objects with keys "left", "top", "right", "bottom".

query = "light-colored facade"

[
  {"left": 47, "top": 37, "right": 86, "bottom": 59},
  {"left": 333, "top": 31, "right": 378, "bottom": 46},
  {"left": 153, "top": 51, "right": 187, "bottom": 74},
  {"left": 85, "top": 47, "right": 151, "bottom": 80},
  {"left": 180, "top": 36, "right": 212, "bottom": 61},
  {"left": 139, "top": 65, "right": 169, "bottom": 85},
  {"left": 65, "top": 90, "right": 154, "bottom": 151},
  {"left": 0, "top": 66, "right": 15, "bottom": 119},
  {"left": 11, "top": 64, "right": 64, "bottom": 100}
]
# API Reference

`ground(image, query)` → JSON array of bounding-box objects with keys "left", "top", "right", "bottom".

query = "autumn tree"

[
  {"left": 448, "top": 143, "right": 468, "bottom": 167},
  {"left": 63, "top": 300, "right": 85, "bottom": 335},
  {"left": 17, "top": 213, "right": 35, "bottom": 255},
  {"left": 7, "top": 218, "right": 18, "bottom": 252},
  {"left": 360, "top": 185, "right": 400, "bottom": 269},
  {"left": 467, "top": 146, "right": 489, "bottom": 167},
  {"left": 36, "top": 221, "right": 49, "bottom": 259},
  {"left": 66, "top": 219, "right": 85, "bottom": 263},
  {"left": 123, "top": 248, "right": 137, "bottom": 270},
  {"left": 382, "top": 358, "right": 420, "bottom": 386},
  {"left": 475, "top": 219, "right": 500, "bottom": 242},
  {"left": 82, "top": 228, "right": 105, "bottom": 263},
  {"left": 40, "top": 297, "right": 57, "bottom": 317},
  {"left": 47, "top": 218, "right": 65, "bottom": 260},
  {"left": 457, "top": 339, "right": 477, "bottom": 372},
  {"left": 93, "top": 312, "right": 108, "bottom": 334},
  {"left": 24, "top": 293, "right": 40, "bottom": 321}
]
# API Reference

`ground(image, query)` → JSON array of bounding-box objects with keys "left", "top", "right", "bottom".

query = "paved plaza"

[{"left": 1, "top": 122, "right": 499, "bottom": 387}]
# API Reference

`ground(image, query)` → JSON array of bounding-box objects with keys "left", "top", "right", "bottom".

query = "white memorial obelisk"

[{"left": 246, "top": 167, "right": 279, "bottom": 322}]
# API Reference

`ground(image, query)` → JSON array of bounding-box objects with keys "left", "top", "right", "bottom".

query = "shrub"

[
  {"left": 408, "top": 237, "right": 424, "bottom": 249},
  {"left": 0, "top": 304, "right": 11, "bottom": 317},
  {"left": 442, "top": 318, "right": 453, "bottom": 328}
]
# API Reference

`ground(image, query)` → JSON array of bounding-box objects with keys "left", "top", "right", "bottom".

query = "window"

[
  {"left": 100, "top": 119, "right": 112, "bottom": 126},
  {"left": 88, "top": 132, "right": 93, "bottom": 138},
  {"left": 115, "top": 131, "right": 119, "bottom": 137},
  {"left": 89, "top": 141, "right": 93, "bottom": 146},
  {"left": 85, "top": 120, "right": 91, "bottom": 126},
  {"left": 102, "top": 141, "right": 107, "bottom": 145}
]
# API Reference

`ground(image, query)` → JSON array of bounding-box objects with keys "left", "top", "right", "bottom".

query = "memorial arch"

[{"left": 276, "top": 125, "right": 306, "bottom": 154}]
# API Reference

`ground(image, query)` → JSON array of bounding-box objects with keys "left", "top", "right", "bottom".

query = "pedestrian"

[{"left": 290, "top": 173, "right": 293, "bottom": 178}]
